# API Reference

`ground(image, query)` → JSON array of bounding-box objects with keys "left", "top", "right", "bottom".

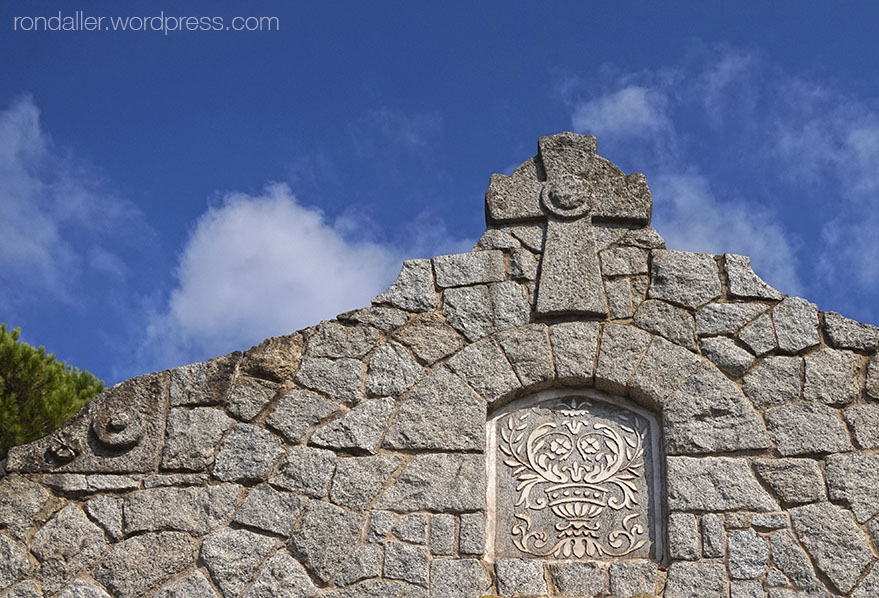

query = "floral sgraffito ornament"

[{"left": 495, "top": 396, "right": 658, "bottom": 560}]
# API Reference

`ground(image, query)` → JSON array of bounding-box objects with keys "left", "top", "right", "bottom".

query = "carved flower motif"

[
  {"left": 579, "top": 436, "right": 601, "bottom": 455},
  {"left": 549, "top": 436, "right": 572, "bottom": 456}
]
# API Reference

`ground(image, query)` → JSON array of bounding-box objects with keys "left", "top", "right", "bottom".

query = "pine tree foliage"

[{"left": 0, "top": 325, "right": 104, "bottom": 459}]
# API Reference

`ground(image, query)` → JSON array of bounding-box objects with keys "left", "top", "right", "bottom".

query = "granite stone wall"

[{"left": 2, "top": 132, "right": 878, "bottom": 597}]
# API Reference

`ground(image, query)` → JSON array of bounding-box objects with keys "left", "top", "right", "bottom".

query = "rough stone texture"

[
  {"left": 629, "top": 336, "right": 701, "bottom": 406},
  {"left": 373, "top": 260, "right": 437, "bottom": 313},
  {"left": 509, "top": 248, "right": 538, "bottom": 280},
  {"left": 30, "top": 504, "right": 106, "bottom": 592},
  {"left": 844, "top": 403, "right": 879, "bottom": 449},
  {"left": 295, "top": 358, "right": 363, "bottom": 405},
  {"left": 240, "top": 333, "right": 304, "bottom": 382},
  {"left": 266, "top": 389, "right": 341, "bottom": 444},
  {"left": 701, "top": 513, "right": 726, "bottom": 558},
  {"left": 634, "top": 299, "right": 697, "bottom": 350},
  {"left": 393, "top": 513, "right": 427, "bottom": 544},
  {"left": 751, "top": 512, "right": 787, "bottom": 529},
  {"left": 601, "top": 246, "right": 649, "bottom": 276},
  {"left": 742, "top": 356, "right": 802, "bottom": 409},
  {"left": 701, "top": 335, "right": 755, "bottom": 378},
  {"left": 305, "top": 322, "right": 381, "bottom": 359},
  {"left": 329, "top": 455, "right": 402, "bottom": 511},
  {"left": 697, "top": 302, "right": 767, "bottom": 336},
  {"left": 509, "top": 224, "right": 544, "bottom": 252},
  {"left": 338, "top": 306, "right": 408, "bottom": 333},
  {"left": 245, "top": 551, "right": 318, "bottom": 598},
  {"left": 123, "top": 485, "right": 239, "bottom": 535},
  {"left": 458, "top": 513, "right": 484, "bottom": 555},
  {"left": 325, "top": 579, "right": 426, "bottom": 598},
  {"left": 161, "top": 407, "right": 235, "bottom": 471},
  {"left": 605, "top": 277, "right": 634, "bottom": 319},
  {"left": 0, "top": 475, "right": 48, "bottom": 540},
  {"left": 649, "top": 249, "right": 721, "bottom": 308},
  {"left": 383, "top": 368, "right": 485, "bottom": 451},
  {"left": 753, "top": 458, "right": 827, "bottom": 504},
  {"left": 668, "top": 457, "right": 778, "bottom": 511},
  {"left": 549, "top": 561, "right": 607, "bottom": 596},
  {"left": 335, "top": 543, "right": 382, "bottom": 586},
  {"left": 442, "top": 282, "right": 529, "bottom": 341},
  {"left": 212, "top": 424, "right": 284, "bottom": 483},
  {"left": 825, "top": 453, "right": 879, "bottom": 522},
  {"left": 155, "top": 571, "right": 219, "bottom": 598},
  {"left": 95, "top": 532, "right": 194, "bottom": 598},
  {"left": 608, "top": 562, "right": 657, "bottom": 597},
  {"left": 730, "top": 581, "right": 764, "bottom": 598},
  {"left": 764, "top": 402, "right": 852, "bottom": 456},
  {"left": 445, "top": 338, "right": 520, "bottom": 404},
  {"left": 169, "top": 354, "right": 239, "bottom": 407},
  {"left": 384, "top": 542, "right": 428, "bottom": 586},
  {"left": 376, "top": 455, "right": 485, "bottom": 513},
  {"left": 475, "top": 228, "right": 521, "bottom": 250},
  {"left": 271, "top": 446, "right": 337, "bottom": 498},
  {"left": 665, "top": 562, "right": 728, "bottom": 598},
  {"left": 226, "top": 376, "right": 279, "bottom": 421},
  {"left": 311, "top": 397, "right": 395, "bottom": 454},
  {"left": 0, "top": 533, "right": 32, "bottom": 591},
  {"left": 495, "top": 559, "right": 547, "bottom": 595},
  {"left": 869, "top": 354, "right": 879, "bottom": 399},
  {"left": 428, "top": 514, "right": 455, "bottom": 556},
  {"left": 668, "top": 513, "right": 700, "bottom": 560},
  {"left": 365, "top": 342, "right": 424, "bottom": 397},
  {"left": 496, "top": 324, "right": 555, "bottom": 386},
  {"left": 201, "top": 527, "right": 275, "bottom": 597},
  {"left": 728, "top": 529, "right": 768, "bottom": 579},
  {"left": 391, "top": 313, "right": 464, "bottom": 365},
  {"left": 824, "top": 311, "right": 879, "bottom": 351},
  {"left": 428, "top": 559, "right": 490, "bottom": 598},
  {"left": 852, "top": 564, "right": 879, "bottom": 598},
  {"left": 803, "top": 347, "right": 862, "bottom": 406},
  {"left": 234, "top": 485, "right": 303, "bottom": 536},
  {"left": 289, "top": 500, "right": 365, "bottom": 583},
  {"left": 773, "top": 297, "right": 820, "bottom": 354},
  {"left": 433, "top": 251, "right": 505, "bottom": 288},
  {"left": 768, "top": 530, "right": 822, "bottom": 592},
  {"left": 85, "top": 495, "right": 124, "bottom": 540},
  {"left": 595, "top": 323, "right": 652, "bottom": 395},
  {"left": 549, "top": 321, "right": 599, "bottom": 383},
  {"left": 664, "top": 365, "right": 770, "bottom": 454},
  {"left": 57, "top": 580, "right": 112, "bottom": 598},
  {"left": 789, "top": 501, "right": 873, "bottom": 594},
  {"left": 726, "top": 253, "right": 784, "bottom": 300},
  {"left": 739, "top": 312, "right": 778, "bottom": 356},
  {"left": 367, "top": 511, "right": 396, "bottom": 543}
]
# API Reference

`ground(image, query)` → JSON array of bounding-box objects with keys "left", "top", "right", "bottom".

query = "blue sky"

[{"left": 2, "top": 1, "right": 879, "bottom": 384}]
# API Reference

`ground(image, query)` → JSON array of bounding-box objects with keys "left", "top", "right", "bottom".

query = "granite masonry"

[{"left": 2, "top": 132, "right": 879, "bottom": 598}]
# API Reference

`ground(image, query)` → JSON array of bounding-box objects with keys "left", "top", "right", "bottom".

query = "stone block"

[
  {"left": 0, "top": 533, "right": 32, "bottom": 592},
  {"left": 701, "top": 513, "right": 725, "bottom": 558},
  {"left": 443, "top": 282, "right": 529, "bottom": 342},
  {"left": 383, "top": 368, "right": 485, "bottom": 451},
  {"left": 212, "top": 424, "right": 284, "bottom": 483},
  {"left": 30, "top": 504, "right": 106, "bottom": 593},
  {"left": 244, "top": 551, "right": 317, "bottom": 598},
  {"left": 869, "top": 354, "right": 879, "bottom": 399},
  {"left": 329, "top": 455, "right": 401, "bottom": 511},
  {"left": 311, "top": 397, "right": 395, "bottom": 454},
  {"left": 549, "top": 321, "right": 599, "bottom": 383},
  {"left": 305, "top": 322, "right": 380, "bottom": 359},
  {"left": 393, "top": 513, "right": 427, "bottom": 544},
  {"left": 763, "top": 402, "right": 851, "bottom": 456},
  {"left": 234, "top": 485, "right": 303, "bottom": 536},
  {"left": 601, "top": 246, "right": 649, "bottom": 276},
  {"left": 161, "top": 407, "right": 234, "bottom": 471},
  {"left": 844, "top": 403, "right": 879, "bottom": 449},
  {"left": 701, "top": 336, "right": 755, "bottom": 378},
  {"left": 665, "top": 562, "right": 728, "bottom": 598},
  {"left": 697, "top": 302, "right": 767, "bottom": 336},
  {"left": 825, "top": 452, "right": 879, "bottom": 522},
  {"left": 803, "top": 347, "right": 862, "bottom": 406},
  {"left": 295, "top": 357, "right": 363, "bottom": 405},
  {"left": 549, "top": 561, "right": 608, "bottom": 596},
  {"left": 57, "top": 580, "right": 112, "bottom": 598},
  {"left": 768, "top": 530, "right": 822, "bottom": 593},
  {"left": 373, "top": 259, "right": 437, "bottom": 313},
  {"left": 433, "top": 250, "right": 505, "bottom": 287},
  {"left": 170, "top": 354, "right": 240, "bottom": 407},
  {"left": 201, "top": 528, "right": 274, "bottom": 597},
  {"left": 738, "top": 312, "right": 778, "bottom": 356},
  {"left": 337, "top": 306, "right": 408, "bottom": 332},
  {"left": 428, "top": 558, "right": 490, "bottom": 598},
  {"left": 376, "top": 454, "right": 485, "bottom": 513},
  {"left": 773, "top": 297, "right": 820, "bottom": 354},
  {"left": 384, "top": 542, "right": 429, "bottom": 586},
  {"left": 668, "top": 457, "right": 778, "bottom": 512},
  {"left": 85, "top": 496, "right": 123, "bottom": 540},
  {"left": 458, "top": 512, "right": 485, "bottom": 555},
  {"left": 271, "top": 446, "right": 337, "bottom": 498},
  {"left": 288, "top": 500, "right": 365, "bottom": 583},
  {"left": 266, "top": 389, "right": 341, "bottom": 444},
  {"left": 496, "top": 324, "right": 555, "bottom": 386},
  {"left": 155, "top": 571, "right": 219, "bottom": 598},
  {"left": 629, "top": 336, "right": 701, "bottom": 406},
  {"left": 392, "top": 312, "right": 464, "bottom": 365},
  {"left": 0, "top": 475, "right": 49, "bottom": 540},
  {"left": 226, "top": 376, "right": 279, "bottom": 421},
  {"left": 728, "top": 529, "right": 768, "bottom": 579},
  {"left": 633, "top": 299, "right": 697, "bottom": 350},
  {"left": 789, "top": 501, "right": 873, "bottom": 594},
  {"left": 742, "top": 356, "right": 802, "bottom": 409},
  {"left": 823, "top": 311, "right": 879, "bottom": 351},
  {"left": 123, "top": 485, "right": 239, "bottom": 536},
  {"left": 753, "top": 458, "right": 827, "bottom": 504},
  {"left": 475, "top": 228, "right": 521, "bottom": 250},
  {"left": 608, "top": 561, "right": 657, "bottom": 597},
  {"left": 605, "top": 277, "right": 634, "bottom": 319},
  {"left": 668, "top": 512, "right": 700, "bottom": 560},
  {"left": 509, "top": 248, "right": 538, "bottom": 280},
  {"left": 96, "top": 532, "right": 194, "bottom": 598},
  {"left": 334, "top": 543, "right": 382, "bottom": 586},
  {"left": 428, "top": 514, "right": 455, "bottom": 556},
  {"left": 595, "top": 323, "right": 651, "bottom": 395},
  {"left": 725, "top": 253, "right": 783, "bottom": 300},
  {"left": 648, "top": 249, "right": 721, "bottom": 308},
  {"left": 495, "top": 559, "right": 547, "bottom": 596},
  {"left": 365, "top": 342, "right": 424, "bottom": 397},
  {"left": 446, "top": 338, "right": 521, "bottom": 404}
]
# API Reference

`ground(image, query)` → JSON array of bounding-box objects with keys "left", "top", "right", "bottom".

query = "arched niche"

[{"left": 486, "top": 388, "right": 665, "bottom": 564}]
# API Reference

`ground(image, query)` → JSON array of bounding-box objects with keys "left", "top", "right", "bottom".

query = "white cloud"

[
  {"left": 571, "top": 86, "right": 671, "bottom": 140},
  {"left": 0, "top": 96, "right": 144, "bottom": 306},
  {"left": 140, "top": 183, "right": 415, "bottom": 370},
  {"left": 652, "top": 174, "right": 801, "bottom": 295}
]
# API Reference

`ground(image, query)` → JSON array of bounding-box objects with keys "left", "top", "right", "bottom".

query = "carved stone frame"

[{"left": 485, "top": 387, "right": 666, "bottom": 564}]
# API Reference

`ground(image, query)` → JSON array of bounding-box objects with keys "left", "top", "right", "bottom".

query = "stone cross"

[{"left": 485, "top": 132, "right": 652, "bottom": 317}]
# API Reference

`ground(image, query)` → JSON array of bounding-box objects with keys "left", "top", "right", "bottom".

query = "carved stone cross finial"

[{"left": 485, "top": 132, "right": 652, "bottom": 317}]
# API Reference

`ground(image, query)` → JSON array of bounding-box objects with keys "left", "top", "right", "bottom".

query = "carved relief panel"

[{"left": 487, "top": 390, "right": 664, "bottom": 562}]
